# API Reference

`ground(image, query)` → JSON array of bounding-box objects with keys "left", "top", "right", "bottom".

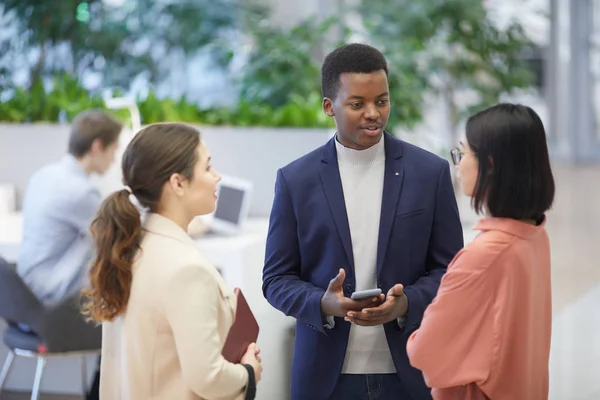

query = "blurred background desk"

[
  {"left": 0, "top": 213, "right": 22, "bottom": 265},
  {"left": 193, "top": 218, "right": 295, "bottom": 400},
  {"left": 0, "top": 214, "right": 294, "bottom": 399}
]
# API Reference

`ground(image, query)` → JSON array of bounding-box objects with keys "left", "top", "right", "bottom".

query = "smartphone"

[{"left": 351, "top": 288, "right": 382, "bottom": 301}]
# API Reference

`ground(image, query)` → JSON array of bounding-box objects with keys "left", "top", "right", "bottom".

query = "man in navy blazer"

[{"left": 262, "top": 44, "right": 464, "bottom": 400}]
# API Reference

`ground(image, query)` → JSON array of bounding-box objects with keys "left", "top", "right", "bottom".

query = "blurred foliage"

[
  {"left": 239, "top": 16, "right": 338, "bottom": 108},
  {"left": 0, "top": 0, "right": 245, "bottom": 89},
  {"left": 0, "top": 0, "right": 335, "bottom": 128},
  {"left": 0, "top": 73, "right": 334, "bottom": 128},
  {"left": 0, "top": 0, "right": 535, "bottom": 131},
  {"left": 359, "top": 0, "right": 536, "bottom": 135},
  {"left": 196, "top": 93, "right": 334, "bottom": 128},
  {"left": 0, "top": 73, "right": 123, "bottom": 122},
  {"left": 378, "top": 44, "right": 428, "bottom": 132},
  {"left": 236, "top": 9, "right": 426, "bottom": 130}
]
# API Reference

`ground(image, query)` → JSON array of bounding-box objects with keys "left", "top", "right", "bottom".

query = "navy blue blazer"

[{"left": 262, "top": 132, "right": 464, "bottom": 400}]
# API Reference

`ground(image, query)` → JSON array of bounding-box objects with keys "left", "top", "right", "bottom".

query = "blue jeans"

[{"left": 329, "top": 374, "right": 413, "bottom": 400}]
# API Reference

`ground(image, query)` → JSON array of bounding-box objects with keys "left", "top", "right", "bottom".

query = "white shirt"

[{"left": 334, "top": 136, "right": 396, "bottom": 374}]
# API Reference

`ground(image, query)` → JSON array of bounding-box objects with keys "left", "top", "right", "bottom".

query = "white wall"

[{"left": 0, "top": 124, "right": 334, "bottom": 217}]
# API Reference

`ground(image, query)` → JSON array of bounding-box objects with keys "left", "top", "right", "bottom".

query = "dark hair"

[
  {"left": 321, "top": 43, "right": 388, "bottom": 99},
  {"left": 82, "top": 123, "right": 201, "bottom": 322},
  {"left": 466, "top": 103, "right": 555, "bottom": 220},
  {"left": 68, "top": 109, "right": 123, "bottom": 157}
]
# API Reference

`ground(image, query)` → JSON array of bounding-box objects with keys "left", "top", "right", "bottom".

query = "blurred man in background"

[{"left": 17, "top": 109, "right": 122, "bottom": 400}]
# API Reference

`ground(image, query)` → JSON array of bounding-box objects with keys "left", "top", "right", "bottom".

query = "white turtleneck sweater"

[{"left": 334, "top": 135, "right": 396, "bottom": 374}]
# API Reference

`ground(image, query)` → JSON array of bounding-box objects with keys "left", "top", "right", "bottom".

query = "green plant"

[
  {"left": 1, "top": 0, "right": 245, "bottom": 89},
  {"left": 238, "top": 16, "right": 339, "bottom": 108},
  {"left": 200, "top": 92, "right": 334, "bottom": 128},
  {"left": 48, "top": 74, "right": 106, "bottom": 121},
  {"left": 0, "top": 72, "right": 334, "bottom": 128},
  {"left": 136, "top": 91, "right": 204, "bottom": 124},
  {"left": 0, "top": 73, "right": 127, "bottom": 124},
  {"left": 383, "top": 49, "right": 429, "bottom": 132}
]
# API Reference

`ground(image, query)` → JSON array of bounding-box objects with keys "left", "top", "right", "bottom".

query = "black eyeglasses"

[{"left": 450, "top": 148, "right": 463, "bottom": 166}]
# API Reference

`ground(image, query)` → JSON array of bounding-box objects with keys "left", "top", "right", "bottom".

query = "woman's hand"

[{"left": 241, "top": 342, "right": 263, "bottom": 383}]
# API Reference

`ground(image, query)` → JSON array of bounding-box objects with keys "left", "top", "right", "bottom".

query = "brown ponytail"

[
  {"left": 82, "top": 189, "right": 142, "bottom": 322},
  {"left": 81, "top": 122, "right": 201, "bottom": 323}
]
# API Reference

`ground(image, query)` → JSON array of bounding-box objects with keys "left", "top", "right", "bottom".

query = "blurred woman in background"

[
  {"left": 82, "top": 123, "right": 262, "bottom": 400},
  {"left": 407, "top": 103, "right": 555, "bottom": 400}
]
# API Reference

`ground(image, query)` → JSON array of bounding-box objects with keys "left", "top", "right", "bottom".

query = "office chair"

[{"left": 0, "top": 257, "right": 101, "bottom": 400}]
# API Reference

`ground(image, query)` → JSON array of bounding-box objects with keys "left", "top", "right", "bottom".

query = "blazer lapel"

[
  {"left": 319, "top": 137, "right": 354, "bottom": 271},
  {"left": 377, "top": 133, "right": 404, "bottom": 278}
]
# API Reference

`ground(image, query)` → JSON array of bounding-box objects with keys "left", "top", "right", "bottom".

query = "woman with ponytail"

[{"left": 82, "top": 123, "right": 262, "bottom": 400}]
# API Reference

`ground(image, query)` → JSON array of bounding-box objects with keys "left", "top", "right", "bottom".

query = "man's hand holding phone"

[
  {"left": 320, "top": 269, "right": 384, "bottom": 318},
  {"left": 344, "top": 284, "right": 408, "bottom": 326}
]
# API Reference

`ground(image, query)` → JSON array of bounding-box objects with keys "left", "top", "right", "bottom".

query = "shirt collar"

[
  {"left": 334, "top": 134, "right": 385, "bottom": 165},
  {"left": 474, "top": 216, "right": 546, "bottom": 239}
]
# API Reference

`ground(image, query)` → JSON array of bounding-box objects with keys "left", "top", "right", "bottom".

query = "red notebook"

[{"left": 222, "top": 288, "right": 260, "bottom": 363}]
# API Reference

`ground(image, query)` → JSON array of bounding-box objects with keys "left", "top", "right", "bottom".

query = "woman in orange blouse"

[{"left": 407, "top": 103, "right": 555, "bottom": 400}]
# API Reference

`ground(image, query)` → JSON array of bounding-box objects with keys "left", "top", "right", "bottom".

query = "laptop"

[{"left": 202, "top": 175, "right": 253, "bottom": 237}]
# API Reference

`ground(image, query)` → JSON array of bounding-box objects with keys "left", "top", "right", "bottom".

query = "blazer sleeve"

[
  {"left": 406, "top": 250, "right": 494, "bottom": 389},
  {"left": 402, "top": 160, "right": 464, "bottom": 333},
  {"left": 262, "top": 168, "right": 327, "bottom": 332},
  {"left": 163, "top": 264, "right": 248, "bottom": 399}
]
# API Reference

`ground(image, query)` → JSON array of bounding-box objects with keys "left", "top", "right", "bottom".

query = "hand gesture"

[{"left": 320, "top": 269, "right": 383, "bottom": 318}]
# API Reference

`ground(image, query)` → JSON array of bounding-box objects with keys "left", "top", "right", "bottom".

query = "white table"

[{"left": 0, "top": 214, "right": 294, "bottom": 399}]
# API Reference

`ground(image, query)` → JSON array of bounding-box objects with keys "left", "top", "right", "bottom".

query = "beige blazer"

[{"left": 100, "top": 213, "right": 249, "bottom": 400}]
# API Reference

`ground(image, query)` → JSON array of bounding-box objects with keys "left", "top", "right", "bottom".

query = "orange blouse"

[{"left": 407, "top": 217, "right": 552, "bottom": 400}]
